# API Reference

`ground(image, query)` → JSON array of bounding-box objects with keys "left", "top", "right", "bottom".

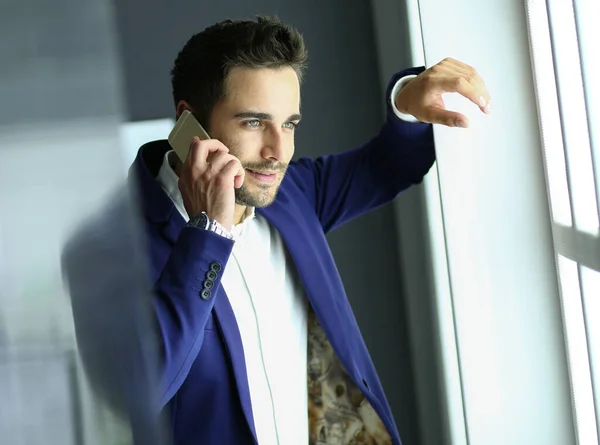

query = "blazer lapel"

[{"left": 212, "top": 289, "right": 258, "bottom": 443}]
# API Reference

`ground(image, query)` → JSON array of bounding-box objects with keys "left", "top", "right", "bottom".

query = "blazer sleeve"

[
  {"left": 61, "top": 189, "right": 234, "bottom": 429},
  {"left": 286, "top": 67, "right": 436, "bottom": 233},
  {"left": 150, "top": 225, "right": 234, "bottom": 407}
]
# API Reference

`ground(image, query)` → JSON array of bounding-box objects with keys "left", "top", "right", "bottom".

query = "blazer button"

[
  {"left": 209, "top": 261, "right": 222, "bottom": 273},
  {"left": 203, "top": 279, "right": 214, "bottom": 290},
  {"left": 200, "top": 288, "right": 211, "bottom": 300},
  {"left": 206, "top": 270, "right": 218, "bottom": 281}
]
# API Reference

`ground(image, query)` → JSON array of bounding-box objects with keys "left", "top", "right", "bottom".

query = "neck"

[{"left": 234, "top": 204, "right": 248, "bottom": 226}]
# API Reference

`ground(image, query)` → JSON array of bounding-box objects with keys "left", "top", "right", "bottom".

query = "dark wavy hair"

[{"left": 171, "top": 16, "right": 308, "bottom": 129}]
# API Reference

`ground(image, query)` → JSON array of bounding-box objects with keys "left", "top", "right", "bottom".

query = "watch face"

[{"left": 191, "top": 212, "right": 209, "bottom": 229}]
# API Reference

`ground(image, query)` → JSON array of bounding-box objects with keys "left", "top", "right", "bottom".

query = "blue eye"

[
  {"left": 244, "top": 120, "right": 261, "bottom": 128},
  {"left": 283, "top": 121, "right": 299, "bottom": 130}
]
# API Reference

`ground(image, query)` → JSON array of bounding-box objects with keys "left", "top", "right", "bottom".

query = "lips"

[
  {"left": 247, "top": 169, "right": 277, "bottom": 183},
  {"left": 247, "top": 169, "right": 276, "bottom": 175}
]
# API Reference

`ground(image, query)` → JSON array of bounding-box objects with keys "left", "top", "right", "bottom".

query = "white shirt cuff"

[{"left": 390, "top": 74, "right": 420, "bottom": 123}]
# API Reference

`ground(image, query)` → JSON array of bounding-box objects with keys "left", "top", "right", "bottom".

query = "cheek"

[
  {"left": 283, "top": 135, "right": 295, "bottom": 160},
  {"left": 286, "top": 148, "right": 295, "bottom": 164},
  {"left": 231, "top": 134, "right": 264, "bottom": 160},
  {"left": 216, "top": 131, "right": 248, "bottom": 157},
  {"left": 223, "top": 129, "right": 296, "bottom": 163}
]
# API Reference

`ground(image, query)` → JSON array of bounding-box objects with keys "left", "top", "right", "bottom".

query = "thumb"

[
  {"left": 234, "top": 173, "right": 244, "bottom": 189},
  {"left": 423, "top": 107, "right": 469, "bottom": 128},
  {"left": 234, "top": 166, "right": 245, "bottom": 189}
]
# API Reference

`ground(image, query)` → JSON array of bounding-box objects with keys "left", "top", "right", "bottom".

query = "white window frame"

[{"left": 526, "top": 0, "right": 600, "bottom": 443}]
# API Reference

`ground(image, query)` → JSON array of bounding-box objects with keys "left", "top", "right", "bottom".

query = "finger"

[
  {"left": 439, "top": 59, "right": 487, "bottom": 94},
  {"left": 187, "top": 138, "right": 229, "bottom": 168},
  {"left": 440, "top": 57, "right": 478, "bottom": 77},
  {"left": 431, "top": 61, "right": 492, "bottom": 112},
  {"left": 220, "top": 159, "right": 245, "bottom": 189},
  {"left": 436, "top": 76, "right": 491, "bottom": 114},
  {"left": 206, "top": 151, "right": 237, "bottom": 175},
  {"left": 423, "top": 107, "right": 469, "bottom": 128}
]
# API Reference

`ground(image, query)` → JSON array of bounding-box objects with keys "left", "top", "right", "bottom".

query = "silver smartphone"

[{"left": 167, "top": 110, "right": 211, "bottom": 162}]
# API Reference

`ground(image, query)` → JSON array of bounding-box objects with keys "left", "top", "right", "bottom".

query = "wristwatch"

[{"left": 188, "top": 212, "right": 235, "bottom": 240}]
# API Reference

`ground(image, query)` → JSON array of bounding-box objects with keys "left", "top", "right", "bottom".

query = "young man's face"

[{"left": 209, "top": 66, "right": 301, "bottom": 208}]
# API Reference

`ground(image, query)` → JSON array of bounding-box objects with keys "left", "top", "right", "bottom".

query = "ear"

[{"left": 176, "top": 100, "right": 194, "bottom": 119}]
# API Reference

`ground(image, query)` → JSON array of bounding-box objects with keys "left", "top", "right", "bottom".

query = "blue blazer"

[{"left": 63, "top": 68, "right": 435, "bottom": 445}]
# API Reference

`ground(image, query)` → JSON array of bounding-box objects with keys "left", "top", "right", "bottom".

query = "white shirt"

[
  {"left": 155, "top": 76, "right": 416, "bottom": 444},
  {"left": 158, "top": 152, "right": 309, "bottom": 445}
]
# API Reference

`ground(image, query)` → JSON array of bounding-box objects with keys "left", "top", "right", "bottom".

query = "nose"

[{"left": 260, "top": 127, "right": 287, "bottom": 162}]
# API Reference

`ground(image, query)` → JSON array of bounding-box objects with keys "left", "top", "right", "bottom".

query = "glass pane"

[
  {"left": 526, "top": 0, "right": 572, "bottom": 227},
  {"left": 573, "top": 0, "right": 600, "bottom": 227},
  {"left": 0, "top": 0, "right": 164, "bottom": 443},
  {"left": 557, "top": 255, "right": 598, "bottom": 445},
  {"left": 119, "top": 118, "right": 175, "bottom": 171},
  {"left": 547, "top": 0, "right": 599, "bottom": 235},
  {"left": 580, "top": 265, "right": 600, "bottom": 437}
]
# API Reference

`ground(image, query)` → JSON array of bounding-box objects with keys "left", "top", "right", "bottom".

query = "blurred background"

[{"left": 1, "top": 0, "right": 598, "bottom": 444}]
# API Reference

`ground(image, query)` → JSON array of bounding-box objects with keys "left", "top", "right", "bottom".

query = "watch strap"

[{"left": 188, "top": 212, "right": 234, "bottom": 240}]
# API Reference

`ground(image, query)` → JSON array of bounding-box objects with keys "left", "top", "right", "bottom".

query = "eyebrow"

[{"left": 234, "top": 111, "right": 302, "bottom": 122}]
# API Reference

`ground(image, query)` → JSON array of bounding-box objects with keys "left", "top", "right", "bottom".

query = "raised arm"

[
  {"left": 287, "top": 68, "right": 434, "bottom": 233},
  {"left": 287, "top": 61, "right": 492, "bottom": 233}
]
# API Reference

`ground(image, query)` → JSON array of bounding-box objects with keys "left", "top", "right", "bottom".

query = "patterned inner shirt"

[{"left": 307, "top": 307, "right": 393, "bottom": 445}]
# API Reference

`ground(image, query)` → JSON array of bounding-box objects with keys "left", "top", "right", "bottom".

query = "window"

[{"left": 526, "top": 0, "right": 600, "bottom": 443}]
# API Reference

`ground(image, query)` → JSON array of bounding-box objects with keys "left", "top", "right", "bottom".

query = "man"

[{"left": 63, "top": 16, "right": 491, "bottom": 445}]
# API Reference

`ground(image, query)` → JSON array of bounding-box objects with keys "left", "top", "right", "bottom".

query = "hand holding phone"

[{"left": 169, "top": 111, "right": 244, "bottom": 230}]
